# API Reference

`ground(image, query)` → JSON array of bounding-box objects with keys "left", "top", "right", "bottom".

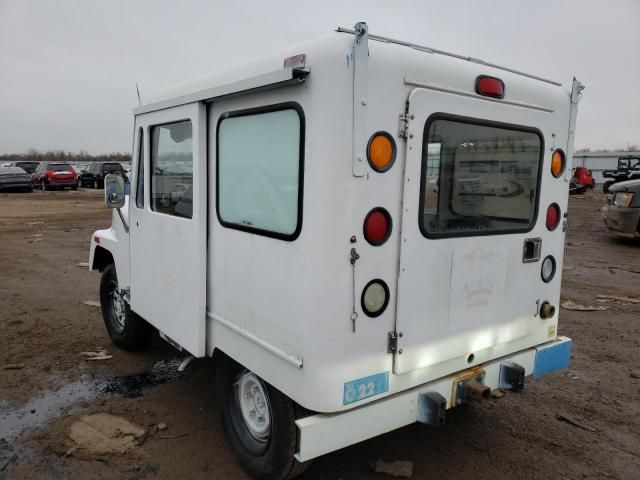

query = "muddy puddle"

[{"left": 0, "top": 358, "right": 184, "bottom": 442}]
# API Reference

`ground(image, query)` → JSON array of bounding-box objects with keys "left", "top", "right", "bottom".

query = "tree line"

[
  {"left": 0, "top": 149, "right": 130, "bottom": 164},
  {"left": 575, "top": 145, "right": 639, "bottom": 153}
]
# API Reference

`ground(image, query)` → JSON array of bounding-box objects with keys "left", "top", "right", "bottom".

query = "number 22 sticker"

[{"left": 343, "top": 372, "right": 389, "bottom": 405}]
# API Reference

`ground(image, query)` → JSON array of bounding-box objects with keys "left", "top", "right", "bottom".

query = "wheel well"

[{"left": 93, "top": 246, "right": 114, "bottom": 272}]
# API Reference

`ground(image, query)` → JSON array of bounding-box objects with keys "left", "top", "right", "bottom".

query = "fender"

[{"left": 89, "top": 196, "right": 131, "bottom": 288}]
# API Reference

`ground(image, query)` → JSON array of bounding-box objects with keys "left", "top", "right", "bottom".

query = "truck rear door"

[{"left": 395, "top": 86, "right": 561, "bottom": 374}]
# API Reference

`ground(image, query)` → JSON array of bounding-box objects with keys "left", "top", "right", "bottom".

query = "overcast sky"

[{"left": 1, "top": 0, "right": 638, "bottom": 154}]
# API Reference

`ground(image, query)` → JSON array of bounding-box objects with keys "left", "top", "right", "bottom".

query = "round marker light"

[
  {"left": 551, "top": 149, "right": 565, "bottom": 178},
  {"left": 541, "top": 255, "right": 556, "bottom": 283},
  {"left": 364, "top": 207, "right": 392, "bottom": 246},
  {"left": 367, "top": 132, "right": 396, "bottom": 172},
  {"left": 361, "top": 279, "right": 390, "bottom": 317},
  {"left": 546, "top": 203, "right": 561, "bottom": 231}
]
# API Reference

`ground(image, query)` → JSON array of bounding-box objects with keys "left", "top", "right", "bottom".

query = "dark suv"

[
  {"left": 32, "top": 162, "right": 79, "bottom": 191},
  {"left": 80, "top": 162, "right": 125, "bottom": 189},
  {"left": 13, "top": 161, "right": 40, "bottom": 174}
]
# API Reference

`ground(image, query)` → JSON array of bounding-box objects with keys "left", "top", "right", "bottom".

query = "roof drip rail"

[
  {"left": 134, "top": 67, "right": 309, "bottom": 115},
  {"left": 336, "top": 27, "right": 561, "bottom": 86}
]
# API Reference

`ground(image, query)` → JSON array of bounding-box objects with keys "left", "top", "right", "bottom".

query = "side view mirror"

[{"left": 104, "top": 174, "right": 125, "bottom": 209}]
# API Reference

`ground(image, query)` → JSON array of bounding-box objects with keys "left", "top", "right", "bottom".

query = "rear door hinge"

[
  {"left": 387, "top": 331, "right": 401, "bottom": 353},
  {"left": 398, "top": 113, "right": 409, "bottom": 139}
]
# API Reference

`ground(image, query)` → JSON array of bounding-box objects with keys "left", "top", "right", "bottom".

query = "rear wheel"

[
  {"left": 603, "top": 180, "right": 614, "bottom": 193},
  {"left": 100, "top": 264, "right": 152, "bottom": 350},
  {"left": 216, "top": 355, "right": 310, "bottom": 480}
]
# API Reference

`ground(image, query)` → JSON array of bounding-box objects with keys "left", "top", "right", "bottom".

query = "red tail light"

[
  {"left": 475, "top": 75, "right": 505, "bottom": 99},
  {"left": 46, "top": 170, "right": 54, "bottom": 177},
  {"left": 546, "top": 203, "right": 561, "bottom": 231},
  {"left": 364, "top": 208, "right": 392, "bottom": 246}
]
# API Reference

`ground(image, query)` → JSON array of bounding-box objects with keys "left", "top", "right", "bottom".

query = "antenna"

[{"left": 135, "top": 83, "right": 142, "bottom": 107}]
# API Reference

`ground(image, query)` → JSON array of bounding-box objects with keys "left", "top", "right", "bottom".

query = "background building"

[{"left": 573, "top": 151, "right": 640, "bottom": 184}]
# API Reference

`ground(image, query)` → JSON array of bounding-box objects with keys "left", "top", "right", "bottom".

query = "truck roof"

[{"left": 138, "top": 28, "right": 566, "bottom": 116}]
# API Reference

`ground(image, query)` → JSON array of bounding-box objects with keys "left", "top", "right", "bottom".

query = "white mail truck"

[{"left": 90, "top": 23, "right": 582, "bottom": 479}]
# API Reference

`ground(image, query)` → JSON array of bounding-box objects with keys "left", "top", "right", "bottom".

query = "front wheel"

[
  {"left": 216, "top": 355, "right": 310, "bottom": 480},
  {"left": 100, "top": 264, "right": 152, "bottom": 350}
]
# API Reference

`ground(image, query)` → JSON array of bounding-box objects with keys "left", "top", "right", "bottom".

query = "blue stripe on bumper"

[{"left": 533, "top": 337, "right": 572, "bottom": 379}]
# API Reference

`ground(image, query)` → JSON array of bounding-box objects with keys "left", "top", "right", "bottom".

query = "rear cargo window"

[
  {"left": 50, "top": 164, "right": 73, "bottom": 172},
  {"left": 420, "top": 115, "right": 542, "bottom": 238},
  {"left": 216, "top": 103, "right": 304, "bottom": 240},
  {"left": 104, "top": 163, "right": 123, "bottom": 173},
  {"left": 150, "top": 120, "right": 193, "bottom": 219}
]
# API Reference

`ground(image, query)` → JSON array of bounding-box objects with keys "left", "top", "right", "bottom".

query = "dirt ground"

[{"left": 1, "top": 188, "right": 639, "bottom": 480}]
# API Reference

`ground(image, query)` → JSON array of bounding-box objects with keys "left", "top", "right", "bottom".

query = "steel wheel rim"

[
  {"left": 235, "top": 371, "right": 271, "bottom": 440},
  {"left": 108, "top": 281, "right": 126, "bottom": 333}
]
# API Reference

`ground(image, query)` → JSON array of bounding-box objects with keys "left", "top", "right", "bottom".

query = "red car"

[
  {"left": 31, "top": 162, "right": 79, "bottom": 191},
  {"left": 572, "top": 166, "right": 595, "bottom": 189}
]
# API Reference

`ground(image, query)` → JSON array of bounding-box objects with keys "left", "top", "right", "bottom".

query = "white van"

[{"left": 91, "top": 23, "right": 582, "bottom": 479}]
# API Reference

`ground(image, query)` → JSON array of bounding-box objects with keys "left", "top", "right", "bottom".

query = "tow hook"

[{"left": 453, "top": 371, "right": 491, "bottom": 405}]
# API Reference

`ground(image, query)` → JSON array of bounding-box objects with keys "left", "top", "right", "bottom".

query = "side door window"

[
  {"left": 150, "top": 120, "right": 193, "bottom": 218},
  {"left": 216, "top": 103, "right": 304, "bottom": 240}
]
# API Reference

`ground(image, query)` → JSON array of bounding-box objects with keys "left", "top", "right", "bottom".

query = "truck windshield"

[{"left": 420, "top": 116, "right": 542, "bottom": 238}]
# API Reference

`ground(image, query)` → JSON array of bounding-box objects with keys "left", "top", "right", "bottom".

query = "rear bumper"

[
  {"left": 295, "top": 336, "right": 571, "bottom": 462},
  {"left": 0, "top": 181, "right": 32, "bottom": 190},
  {"left": 601, "top": 205, "right": 640, "bottom": 238},
  {"left": 48, "top": 181, "right": 78, "bottom": 187}
]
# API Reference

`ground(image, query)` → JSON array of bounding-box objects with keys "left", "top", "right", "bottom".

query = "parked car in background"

[
  {"left": 79, "top": 162, "right": 125, "bottom": 189},
  {"left": 32, "top": 162, "right": 79, "bottom": 191},
  {"left": 602, "top": 178, "right": 640, "bottom": 239},
  {"left": 602, "top": 155, "right": 640, "bottom": 193},
  {"left": 0, "top": 166, "right": 33, "bottom": 192},
  {"left": 571, "top": 166, "right": 595, "bottom": 190},
  {"left": 13, "top": 161, "right": 40, "bottom": 174}
]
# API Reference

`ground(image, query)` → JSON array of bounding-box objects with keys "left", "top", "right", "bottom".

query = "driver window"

[{"left": 150, "top": 120, "right": 193, "bottom": 218}]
